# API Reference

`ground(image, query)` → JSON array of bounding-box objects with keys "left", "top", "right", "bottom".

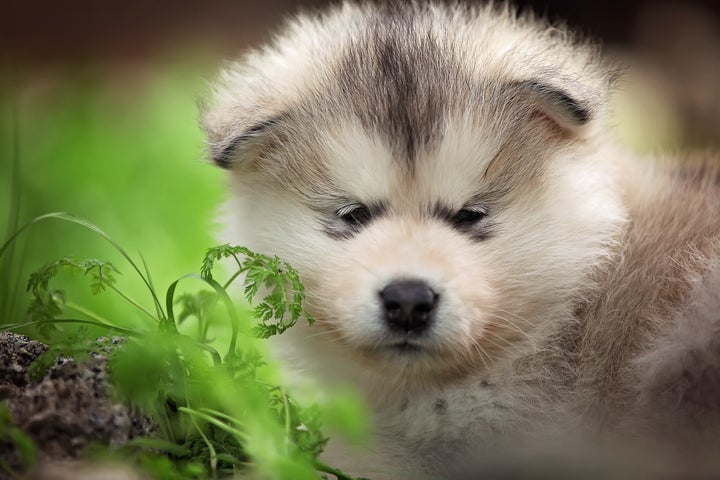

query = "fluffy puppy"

[{"left": 202, "top": 2, "right": 720, "bottom": 477}]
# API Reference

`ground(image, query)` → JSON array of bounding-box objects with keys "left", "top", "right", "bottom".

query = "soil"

[{"left": 0, "top": 332, "right": 153, "bottom": 479}]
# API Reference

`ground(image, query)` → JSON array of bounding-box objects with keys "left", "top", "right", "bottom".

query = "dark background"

[
  {"left": 5, "top": 0, "right": 720, "bottom": 150},
  {"left": 3, "top": 0, "right": 720, "bottom": 62}
]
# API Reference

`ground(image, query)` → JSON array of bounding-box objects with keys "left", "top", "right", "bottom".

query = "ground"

[{"left": 0, "top": 332, "right": 152, "bottom": 479}]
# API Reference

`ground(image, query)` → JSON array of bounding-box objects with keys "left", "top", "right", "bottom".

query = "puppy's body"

[{"left": 203, "top": 3, "right": 720, "bottom": 477}]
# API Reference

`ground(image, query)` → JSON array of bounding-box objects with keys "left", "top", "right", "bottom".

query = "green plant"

[{"left": 1, "top": 213, "right": 367, "bottom": 479}]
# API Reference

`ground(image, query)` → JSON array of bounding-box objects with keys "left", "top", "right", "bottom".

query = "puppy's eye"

[
  {"left": 336, "top": 204, "right": 372, "bottom": 227},
  {"left": 451, "top": 208, "right": 486, "bottom": 229}
]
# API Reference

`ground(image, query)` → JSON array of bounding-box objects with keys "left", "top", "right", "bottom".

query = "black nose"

[{"left": 379, "top": 280, "right": 438, "bottom": 334}]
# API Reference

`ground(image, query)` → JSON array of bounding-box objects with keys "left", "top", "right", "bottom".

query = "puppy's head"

[{"left": 203, "top": 3, "right": 625, "bottom": 386}]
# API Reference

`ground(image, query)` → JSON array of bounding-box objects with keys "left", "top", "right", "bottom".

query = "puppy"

[{"left": 202, "top": 2, "right": 720, "bottom": 477}]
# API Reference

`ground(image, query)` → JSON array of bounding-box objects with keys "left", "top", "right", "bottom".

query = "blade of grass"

[
  {"left": 3, "top": 318, "right": 141, "bottom": 337},
  {"left": 0, "top": 212, "right": 165, "bottom": 320},
  {"left": 140, "top": 251, "right": 164, "bottom": 320},
  {"left": 104, "top": 282, "right": 158, "bottom": 323}
]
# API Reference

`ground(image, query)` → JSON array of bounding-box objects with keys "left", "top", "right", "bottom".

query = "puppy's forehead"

[
  {"left": 317, "top": 118, "right": 502, "bottom": 207},
  {"left": 330, "top": 11, "right": 470, "bottom": 167},
  {"left": 275, "top": 3, "right": 499, "bottom": 175},
  {"left": 277, "top": 12, "right": 514, "bottom": 203}
]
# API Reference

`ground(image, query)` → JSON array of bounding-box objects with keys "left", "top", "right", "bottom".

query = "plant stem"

[
  {"left": 223, "top": 270, "right": 243, "bottom": 290},
  {"left": 230, "top": 254, "right": 245, "bottom": 272},
  {"left": 280, "top": 387, "right": 291, "bottom": 456},
  {"left": 314, "top": 460, "right": 359, "bottom": 480},
  {"left": 197, "top": 408, "right": 243, "bottom": 427},
  {"left": 178, "top": 407, "right": 249, "bottom": 442},
  {"left": 185, "top": 383, "right": 218, "bottom": 478}
]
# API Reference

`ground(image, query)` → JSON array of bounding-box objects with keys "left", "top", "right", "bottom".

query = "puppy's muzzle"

[{"left": 379, "top": 280, "right": 439, "bottom": 335}]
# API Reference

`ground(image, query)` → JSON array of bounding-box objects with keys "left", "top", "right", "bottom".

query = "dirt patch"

[
  {"left": 0, "top": 332, "right": 153, "bottom": 478},
  {"left": 0, "top": 332, "right": 47, "bottom": 400}
]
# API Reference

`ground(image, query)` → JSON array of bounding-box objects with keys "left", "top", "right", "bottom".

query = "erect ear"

[
  {"left": 202, "top": 116, "right": 281, "bottom": 170},
  {"left": 516, "top": 79, "right": 600, "bottom": 135}
]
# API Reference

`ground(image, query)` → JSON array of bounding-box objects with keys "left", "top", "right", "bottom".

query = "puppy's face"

[
  {"left": 204, "top": 3, "right": 625, "bottom": 384},
  {"left": 214, "top": 113, "right": 622, "bottom": 383}
]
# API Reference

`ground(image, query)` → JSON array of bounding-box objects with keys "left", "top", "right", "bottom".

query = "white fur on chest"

[{"left": 316, "top": 357, "right": 575, "bottom": 478}]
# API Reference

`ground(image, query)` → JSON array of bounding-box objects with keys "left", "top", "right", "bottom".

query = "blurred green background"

[
  {"left": 0, "top": 59, "right": 225, "bottom": 329},
  {"left": 2, "top": 0, "right": 720, "bottom": 331},
  {"left": 1, "top": 1, "right": 317, "bottom": 330}
]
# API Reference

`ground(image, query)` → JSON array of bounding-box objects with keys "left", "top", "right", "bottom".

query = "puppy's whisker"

[
  {"left": 476, "top": 333, "right": 514, "bottom": 356},
  {"left": 486, "top": 314, "right": 536, "bottom": 342},
  {"left": 468, "top": 338, "right": 492, "bottom": 372},
  {"left": 347, "top": 257, "right": 381, "bottom": 279},
  {"left": 483, "top": 319, "right": 536, "bottom": 343},
  {"left": 489, "top": 307, "right": 535, "bottom": 327}
]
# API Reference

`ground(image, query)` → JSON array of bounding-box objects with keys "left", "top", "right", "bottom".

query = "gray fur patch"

[
  {"left": 332, "top": 3, "right": 472, "bottom": 170},
  {"left": 434, "top": 398, "right": 448, "bottom": 414}
]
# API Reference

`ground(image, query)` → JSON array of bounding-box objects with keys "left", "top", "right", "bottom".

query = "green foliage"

[
  {"left": 201, "top": 244, "right": 314, "bottom": 338},
  {"left": 26, "top": 257, "right": 119, "bottom": 324},
  {"left": 0, "top": 63, "right": 223, "bottom": 330},
  {"left": 1, "top": 214, "right": 366, "bottom": 480},
  {"left": 175, "top": 290, "right": 218, "bottom": 342},
  {"left": 1, "top": 63, "right": 366, "bottom": 479}
]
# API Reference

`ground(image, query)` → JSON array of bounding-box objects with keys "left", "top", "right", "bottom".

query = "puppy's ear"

[
  {"left": 204, "top": 117, "right": 280, "bottom": 170},
  {"left": 200, "top": 64, "right": 287, "bottom": 170},
  {"left": 516, "top": 79, "right": 601, "bottom": 136}
]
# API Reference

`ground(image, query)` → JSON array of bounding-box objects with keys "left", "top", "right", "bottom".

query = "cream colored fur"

[{"left": 203, "top": 2, "right": 720, "bottom": 478}]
